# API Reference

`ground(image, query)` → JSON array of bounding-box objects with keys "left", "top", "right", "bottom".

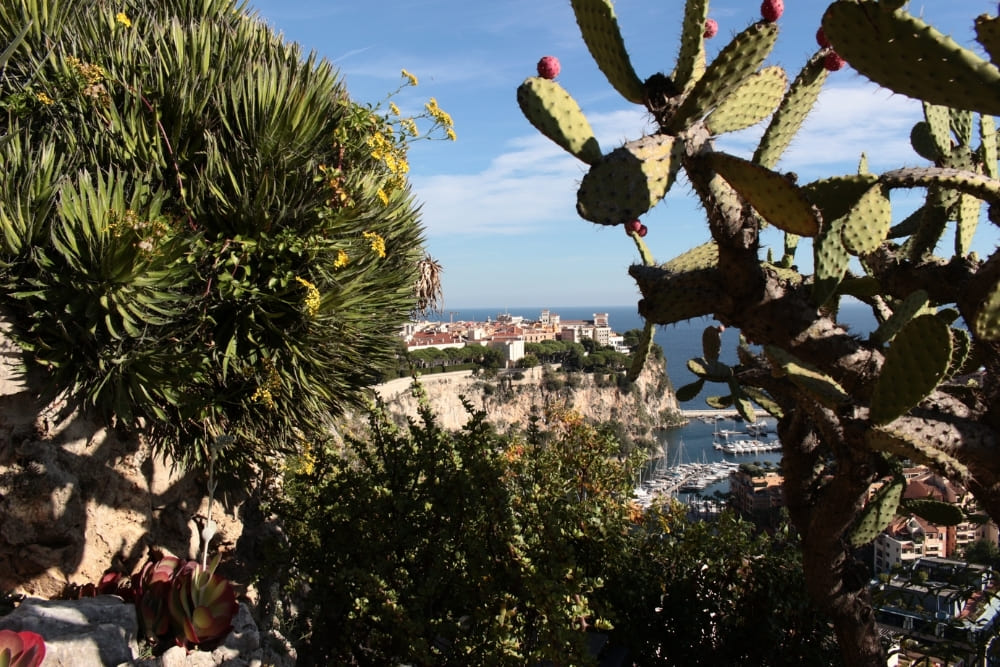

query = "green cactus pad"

[
  {"left": 840, "top": 184, "right": 892, "bottom": 256},
  {"left": 973, "top": 278, "right": 1000, "bottom": 341},
  {"left": 702, "top": 325, "right": 722, "bottom": 362},
  {"left": 980, "top": 114, "right": 998, "bottom": 179},
  {"left": 870, "top": 314, "right": 952, "bottom": 425},
  {"left": 741, "top": 385, "right": 784, "bottom": 418},
  {"left": 900, "top": 498, "right": 965, "bottom": 526},
  {"left": 802, "top": 174, "right": 879, "bottom": 227},
  {"left": 672, "top": 0, "right": 710, "bottom": 93},
  {"left": 975, "top": 13, "right": 1000, "bottom": 67},
  {"left": 666, "top": 21, "right": 779, "bottom": 133},
  {"left": 910, "top": 122, "right": 942, "bottom": 162},
  {"left": 706, "top": 394, "right": 733, "bottom": 409},
  {"left": 946, "top": 326, "right": 971, "bottom": 380},
  {"left": 950, "top": 108, "right": 974, "bottom": 147},
  {"left": 822, "top": 1, "right": 1000, "bottom": 114},
  {"left": 577, "top": 134, "right": 684, "bottom": 225},
  {"left": 626, "top": 319, "right": 656, "bottom": 381},
  {"left": 732, "top": 385, "right": 757, "bottom": 424},
  {"left": 866, "top": 423, "right": 971, "bottom": 482},
  {"left": 571, "top": 0, "right": 646, "bottom": 104},
  {"left": 901, "top": 192, "right": 952, "bottom": 262},
  {"left": 705, "top": 66, "right": 787, "bottom": 135},
  {"left": 754, "top": 52, "right": 828, "bottom": 169},
  {"left": 517, "top": 77, "right": 603, "bottom": 165},
  {"left": 764, "top": 345, "right": 850, "bottom": 408},
  {"left": 812, "top": 217, "right": 850, "bottom": 308},
  {"left": 871, "top": 289, "right": 931, "bottom": 345},
  {"left": 630, "top": 261, "right": 724, "bottom": 325},
  {"left": 687, "top": 357, "right": 732, "bottom": 381},
  {"left": 663, "top": 241, "right": 719, "bottom": 273},
  {"left": 923, "top": 103, "right": 953, "bottom": 157},
  {"left": 956, "top": 193, "right": 981, "bottom": 256},
  {"left": 888, "top": 205, "right": 927, "bottom": 239},
  {"left": 706, "top": 153, "right": 820, "bottom": 236},
  {"left": 675, "top": 378, "right": 705, "bottom": 402},
  {"left": 848, "top": 478, "right": 904, "bottom": 547}
]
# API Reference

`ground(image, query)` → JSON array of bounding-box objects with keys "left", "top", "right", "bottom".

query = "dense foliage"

[
  {"left": 0, "top": 0, "right": 450, "bottom": 474},
  {"left": 271, "top": 392, "right": 837, "bottom": 664}
]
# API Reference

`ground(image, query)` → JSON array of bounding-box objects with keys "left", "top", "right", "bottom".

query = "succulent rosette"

[
  {"left": 0, "top": 630, "right": 45, "bottom": 667},
  {"left": 167, "top": 556, "right": 238, "bottom": 648}
]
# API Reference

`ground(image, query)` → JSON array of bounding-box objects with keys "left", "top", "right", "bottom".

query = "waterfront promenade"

[{"left": 681, "top": 409, "right": 741, "bottom": 420}]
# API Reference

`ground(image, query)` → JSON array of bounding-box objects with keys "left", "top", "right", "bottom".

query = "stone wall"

[{"left": 0, "top": 322, "right": 244, "bottom": 599}]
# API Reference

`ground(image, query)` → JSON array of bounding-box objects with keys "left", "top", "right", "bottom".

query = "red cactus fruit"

[
  {"left": 824, "top": 51, "right": 847, "bottom": 72},
  {"left": 536, "top": 56, "right": 561, "bottom": 80},
  {"left": 0, "top": 629, "right": 46, "bottom": 667},
  {"left": 637, "top": 224, "right": 648, "bottom": 238},
  {"left": 703, "top": 18, "right": 719, "bottom": 39},
  {"left": 624, "top": 219, "right": 642, "bottom": 234},
  {"left": 815, "top": 26, "right": 830, "bottom": 48},
  {"left": 760, "top": 0, "right": 783, "bottom": 22}
]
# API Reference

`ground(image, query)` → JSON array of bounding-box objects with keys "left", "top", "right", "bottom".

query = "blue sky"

[{"left": 246, "top": 1, "right": 1000, "bottom": 309}]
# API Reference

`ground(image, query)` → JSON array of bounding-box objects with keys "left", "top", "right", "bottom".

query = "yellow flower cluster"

[
  {"left": 35, "top": 92, "right": 54, "bottom": 106},
  {"left": 67, "top": 56, "right": 110, "bottom": 105},
  {"left": 401, "top": 69, "right": 418, "bottom": 86},
  {"left": 115, "top": 12, "right": 132, "bottom": 27},
  {"left": 363, "top": 231, "right": 386, "bottom": 258},
  {"left": 108, "top": 209, "right": 173, "bottom": 254},
  {"left": 368, "top": 131, "right": 410, "bottom": 190},
  {"left": 293, "top": 442, "right": 317, "bottom": 476},
  {"left": 425, "top": 98, "right": 456, "bottom": 140},
  {"left": 295, "top": 276, "right": 321, "bottom": 317},
  {"left": 334, "top": 249, "right": 349, "bottom": 269},
  {"left": 251, "top": 358, "right": 282, "bottom": 410},
  {"left": 67, "top": 56, "right": 104, "bottom": 86}
]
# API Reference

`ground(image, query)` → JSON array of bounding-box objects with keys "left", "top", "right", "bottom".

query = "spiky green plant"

[
  {"left": 0, "top": 0, "right": 451, "bottom": 476},
  {"left": 518, "top": 1, "right": 1000, "bottom": 664}
]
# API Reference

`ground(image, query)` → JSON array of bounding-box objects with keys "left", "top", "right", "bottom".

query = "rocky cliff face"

[{"left": 373, "top": 361, "right": 681, "bottom": 440}]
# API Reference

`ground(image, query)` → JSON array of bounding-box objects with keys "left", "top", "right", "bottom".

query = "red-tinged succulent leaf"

[
  {"left": 0, "top": 630, "right": 46, "bottom": 667},
  {"left": 168, "top": 559, "right": 238, "bottom": 647}
]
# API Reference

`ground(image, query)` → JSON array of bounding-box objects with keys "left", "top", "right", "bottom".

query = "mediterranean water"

[{"left": 427, "top": 301, "right": 878, "bottom": 497}]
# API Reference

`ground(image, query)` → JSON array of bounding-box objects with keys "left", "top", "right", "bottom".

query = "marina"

[{"left": 633, "top": 415, "right": 784, "bottom": 509}]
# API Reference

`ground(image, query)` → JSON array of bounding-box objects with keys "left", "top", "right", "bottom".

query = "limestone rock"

[{"left": 0, "top": 595, "right": 138, "bottom": 666}]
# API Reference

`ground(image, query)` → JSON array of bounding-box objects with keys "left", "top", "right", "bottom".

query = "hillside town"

[{"left": 400, "top": 309, "right": 629, "bottom": 367}]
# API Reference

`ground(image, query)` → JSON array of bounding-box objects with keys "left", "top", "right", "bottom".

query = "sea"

[{"left": 426, "top": 301, "right": 878, "bottom": 497}]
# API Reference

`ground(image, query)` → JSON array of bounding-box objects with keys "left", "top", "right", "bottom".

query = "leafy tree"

[
  {"left": 0, "top": 0, "right": 452, "bottom": 477},
  {"left": 963, "top": 538, "right": 1000, "bottom": 567},
  {"left": 516, "top": 352, "right": 540, "bottom": 368},
  {"left": 602, "top": 509, "right": 842, "bottom": 666},
  {"left": 271, "top": 393, "right": 642, "bottom": 665},
  {"left": 516, "top": 1, "right": 1000, "bottom": 664}
]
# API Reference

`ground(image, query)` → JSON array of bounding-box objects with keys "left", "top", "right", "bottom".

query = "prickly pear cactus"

[
  {"left": 869, "top": 314, "right": 953, "bottom": 425},
  {"left": 848, "top": 477, "right": 904, "bottom": 547},
  {"left": 516, "top": 77, "right": 603, "bottom": 164},
  {"left": 822, "top": 1, "right": 1000, "bottom": 114},
  {"left": 576, "top": 135, "right": 684, "bottom": 225}
]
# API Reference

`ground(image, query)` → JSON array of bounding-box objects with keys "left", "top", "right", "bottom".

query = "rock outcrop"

[{"left": 374, "top": 360, "right": 681, "bottom": 439}]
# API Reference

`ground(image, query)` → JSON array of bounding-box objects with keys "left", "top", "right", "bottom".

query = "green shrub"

[
  {"left": 269, "top": 393, "right": 641, "bottom": 665},
  {"left": 0, "top": 0, "right": 451, "bottom": 475}
]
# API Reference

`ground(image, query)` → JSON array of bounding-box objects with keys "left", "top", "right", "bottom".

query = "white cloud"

[
  {"left": 412, "top": 109, "right": 662, "bottom": 238},
  {"left": 413, "top": 82, "right": 927, "bottom": 239}
]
